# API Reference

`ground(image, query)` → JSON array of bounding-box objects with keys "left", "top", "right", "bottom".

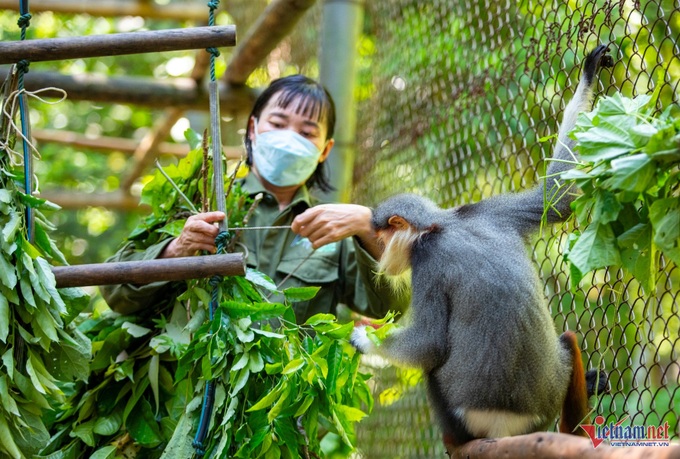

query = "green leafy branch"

[
  {"left": 561, "top": 90, "right": 679, "bottom": 292},
  {"left": 41, "top": 130, "right": 375, "bottom": 458}
]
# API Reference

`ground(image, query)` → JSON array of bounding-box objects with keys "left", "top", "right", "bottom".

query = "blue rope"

[
  {"left": 192, "top": 230, "right": 231, "bottom": 456},
  {"left": 17, "top": 3, "right": 33, "bottom": 242},
  {"left": 206, "top": 0, "right": 220, "bottom": 82}
]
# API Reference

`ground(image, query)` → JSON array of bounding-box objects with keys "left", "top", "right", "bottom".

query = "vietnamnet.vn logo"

[{"left": 580, "top": 415, "right": 672, "bottom": 448}]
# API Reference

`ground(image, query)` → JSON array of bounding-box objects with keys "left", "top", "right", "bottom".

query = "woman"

[{"left": 102, "top": 75, "right": 407, "bottom": 321}]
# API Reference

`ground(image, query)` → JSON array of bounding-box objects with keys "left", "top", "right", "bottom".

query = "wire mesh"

[{"left": 352, "top": 0, "right": 679, "bottom": 456}]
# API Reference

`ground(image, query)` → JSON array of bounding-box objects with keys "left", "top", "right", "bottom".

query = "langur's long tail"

[
  {"left": 558, "top": 331, "right": 590, "bottom": 436},
  {"left": 544, "top": 44, "right": 614, "bottom": 222}
]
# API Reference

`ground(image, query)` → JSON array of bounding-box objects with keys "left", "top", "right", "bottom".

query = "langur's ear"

[{"left": 388, "top": 215, "right": 409, "bottom": 231}]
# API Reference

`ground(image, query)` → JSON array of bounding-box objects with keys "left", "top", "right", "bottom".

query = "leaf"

[
  {"left": 326, "top": 341, "right": 343, "bottom": 396},
  {"left": 46, "top": 328, "right": 91, "bottom": 382},
  {"left": 303, "top": 313, "right": 335, "bottom": 326},
  {"left": 71, "top": 421, "right": 96, "bottom": 447},
  {"left": 0, "top": 413, "right": 23, "bottom": 459},
  {"left": 649, "top": 198, "right": 680, "bottom": 254},
  {"left": 604, "top": 153, "right": 656, "bottom": 193},
  {"left": 93, "top": 412, "right": 122, "bottom": 436},
  {"left": 0, "top": 377, "right": 19, "bottom": 416},
  {"left": 127, "top": 397, "right": 163, "bottom": 448},
  {"left": 0, "top": 294, "right": 8, "bottom": 343},
  {"left": 184, "top": 128, "right": 203, "bottom": 151},
  {"left": 58, "top": 287, "right": 91, "bottom": 325},
  {"left": 293, "top": 394, "right": 315, "bottom": 417},
  {"left": 149, "top": 354, "right": 160, "bottom": 416},
  {"left": 248, "top": 382, "right": 285, "bottom": 412},
  {"left": 282, "top": 358, "right": 305, "bottom": 375},
  {"left": 283, "top": 286, "right": 321, "bottom": 303},
  {"left": 89, "top": 446, "right": 117, "bottom": 459},
  {"left": 567, "top": 223, "right": 622, "bottom": 274},
  {"left": 231, "top": 352, "right": 250, "bottom": 372},
  {"left": 221, "top": 301, "right": 288, "bottom": 321},
  {"left": 245, "top": 269, "right": 278, "bottom": 292},
  {"left": 2, "top": 211, "right": 21, "bottom": 244},
  {"left": 267, "top": 384, "right": 291, "bottom": 423},
  {"left": 230, "top": 367, "right": 250, "bottom": 396},
  {"left": 0, "top": 254, "right": 17, "bottom": 289},
  {"left": 574, "top": 124, "right": 637, "bottom": 162},
  {"left": 252, "top": 328, "right": 285, "bottom": 339},
  {"left": 122, "top": 322, "right": 152, "bottom": 338},
  {"left": 35, "top": 258, "right": 67, "bottom": 314},
  {"left": 249, "top": 352, "right": 264, "bottom": 372},
  {"left": 334, "top": 404, "right": 367, "bottom": 422}
]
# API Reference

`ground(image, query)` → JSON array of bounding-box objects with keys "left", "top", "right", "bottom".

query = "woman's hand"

[
  {"left": 291, "top": 204, "right": 382, "bottom": 259},
  {"left": 160, "top": 211, "right": 225, "bottom": 258}
]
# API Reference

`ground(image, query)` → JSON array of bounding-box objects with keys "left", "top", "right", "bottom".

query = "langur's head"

[{"left": 373, "top": 194, "right": 443, "bottom": 288}]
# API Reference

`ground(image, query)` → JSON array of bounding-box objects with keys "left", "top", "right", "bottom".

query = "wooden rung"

[
  {"left": 0, "top": 25, "right": 236, "bottom": 65},
  {"left": 52, "top": 253, "right": 246, "bottom": 288}
]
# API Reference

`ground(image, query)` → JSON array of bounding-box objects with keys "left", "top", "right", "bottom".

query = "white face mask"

[{"left": 251, "top": 120, "right": 324, "bottom": 187}]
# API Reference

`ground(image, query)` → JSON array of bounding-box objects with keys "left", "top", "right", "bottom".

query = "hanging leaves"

[
  {"left": 563, "top": 91, "right": 680, "bottom": 291},
  {"left": 0, "top": 79, "right": 91, "bottom": 458}
]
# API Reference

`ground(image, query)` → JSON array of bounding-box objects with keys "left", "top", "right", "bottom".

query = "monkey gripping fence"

[{"left": 342, "top": 0, "right": 679, "bottom": 457}]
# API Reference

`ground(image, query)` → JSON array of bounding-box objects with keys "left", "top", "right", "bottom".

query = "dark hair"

[{"left": 244, "top": 74, "right": 336, "bottom": 193}]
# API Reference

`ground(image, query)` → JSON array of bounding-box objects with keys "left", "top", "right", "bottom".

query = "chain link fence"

[{"left": 351, "top": 0, "right": 679, "bottom": 456}]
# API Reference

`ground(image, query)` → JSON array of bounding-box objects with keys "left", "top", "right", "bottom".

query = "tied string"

[
  {"left": 1, "top": 86, "right": 68, "bottom": 166},
  {"left": 193, "top": 230, "right": 231, "bottom": 456}
]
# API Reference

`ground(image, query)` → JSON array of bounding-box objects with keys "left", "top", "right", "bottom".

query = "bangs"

[{"left": 274, "top": 86, "right": 331, "bottom": 125}]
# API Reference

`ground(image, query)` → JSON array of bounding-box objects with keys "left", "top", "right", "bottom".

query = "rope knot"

[
  {"left": 206, "top": 47, "right": 221, "bottom": 58},
  {"left": 214, "top": 230, "right": 231, "bottom": 253},
  {"left": 207, "top": 0, "right": 220, "bottom": 10},
  {"left": 16, "top": 59, "right": 30, "bottom": 74},
  {"left": 209, "top": 275, "right": 221, "bottom": 289},
  {"left": 17, "top": 13, "right": 31, "bottom": 29},
  {"left": 191, "top": 440, "right": 206, "bottom": 456}
]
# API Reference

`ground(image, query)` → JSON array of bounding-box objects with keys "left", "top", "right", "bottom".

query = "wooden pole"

[
  {"left": 447, "top": 432, "right": 680, "bottom": 459},
  {"left": 0, "top": 0, "right": 211, "bottom": 21},
  {"left": 0, "top": 25, "right": 236, "bottom": 65},
  {"left": 52, "top": 253, "right": 246, "bottom": 288},
  {"left": 224, "top": 0, "right": 316, "bottom": 85},
  {"left": 0, "top": 68, "right": 260, "bottom": 114}
]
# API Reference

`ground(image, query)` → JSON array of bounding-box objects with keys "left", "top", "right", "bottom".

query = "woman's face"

[{"left": 248, "top": 92, "right": 334, "bottom": 161}]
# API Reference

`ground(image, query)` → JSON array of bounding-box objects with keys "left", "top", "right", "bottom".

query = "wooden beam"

[
  {"left": 0, "top": 0, "right": 212, "bottom": 21},
  {"left": 33, "top": 129, "right": 188, "bottom": 157},
  {"left": 0, "top": 25, "right": 236, "bottom": 65},
  {"left": 39, "top": 190, "right": 143, "bottom": 210},
  {"left": 225, "top": 0, "right": 317, "bottom": 85},
  {"left": 447, "top": 432, "right": 680, "bottom": 459},
  {"left": 32, "top": 129, "right": 244, "bottom": 159},
  {"left": 0, "top": 68, "right": 260, "bottom": 113},
  {"left": 52, "top": 253, "right": 246, "bottom": 288}
]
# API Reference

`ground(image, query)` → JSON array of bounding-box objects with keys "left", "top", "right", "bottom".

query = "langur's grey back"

[{"left": 351, "top": 45, "right": 612, "bottom": 447}]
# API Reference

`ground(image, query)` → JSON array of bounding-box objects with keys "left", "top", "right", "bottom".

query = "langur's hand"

[
  {"left": 291, "top": 204, "right": 382, "bottom": 259},
  {"left": 160, "top": 211, "right": 225, "bottom": 258}
]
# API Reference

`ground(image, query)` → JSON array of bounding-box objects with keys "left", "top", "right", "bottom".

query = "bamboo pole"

[
  {"left": 0, "top": 26, "right": 236, "bottom": 65},
  {"left": 447, "top": 432, "right": 680, "bottom": 459},
  {"left": 0, "top": 68, "right": 260, "bottom": 113},
  {"left": 52, "top": 253, "right": 246, "bottom": 288},
  {"left": 224, "top": 0, "right": 317, "bottom": 85},
  {"left": 0, "top": 0, "right": 211, "bottom": 21}
]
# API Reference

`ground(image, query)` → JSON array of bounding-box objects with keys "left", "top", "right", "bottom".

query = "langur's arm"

[{"left": 352, "top": 276, "right": 449, "bottom": 371}]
